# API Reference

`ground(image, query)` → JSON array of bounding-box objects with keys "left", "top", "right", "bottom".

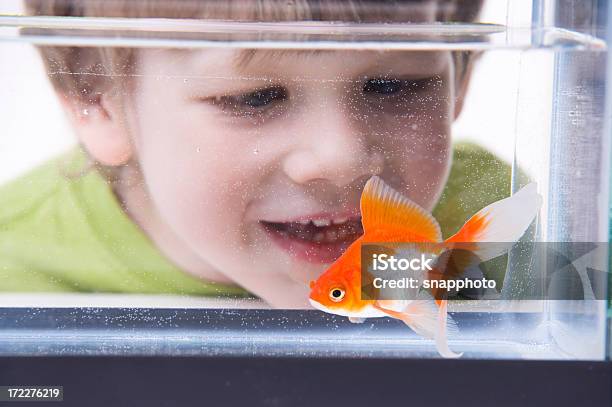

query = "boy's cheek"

[
  {"left": 141, "top": 154, "right": 259, "bottom": 243},
  {"left": 131, "top": 110, "right": 271, "bottom": 252},
  {"left": 382, "top": 120, "right": 451, "bottom": 208}
]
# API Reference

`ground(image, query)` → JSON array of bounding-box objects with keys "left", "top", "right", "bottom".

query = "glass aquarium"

[{"left": 0, "top": 0, "right": 609, "bottom": 361}]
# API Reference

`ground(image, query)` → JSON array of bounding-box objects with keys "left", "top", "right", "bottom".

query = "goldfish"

[{"left": 308, "top": 176, "right": 542, "bottom": 358}]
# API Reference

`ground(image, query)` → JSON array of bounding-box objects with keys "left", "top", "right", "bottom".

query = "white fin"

[
  {"left": 376, "top": 299, "right": 418, "bottom": 313},
  {"left": 375, "top": 294, "right": 461, "bottom": 358},
  {"left": 446, "top": 182, "right": 542, "bottom": 261},
  {"left": 435, "top": 299, "right": 463, "bottom": 358},
  {"left": 400, "top": 299, "right": 440, "bottom": 339}
]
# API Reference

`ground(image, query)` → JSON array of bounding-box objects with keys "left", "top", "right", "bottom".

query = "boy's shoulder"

[
  {"left": 0, "top": 148, "right": 92, "bottom": 291},
  {"left": 0, "top": 152, "right": 72, "bottom": 224},
  {"left": 0, "top": 147, "right": 104, "bottom": 241},
  {"left": 0, "top": 147, "right": 248, "bottom": 296},
  {"left": 434, "top": 141, "right": 512, "bottom": 238}
]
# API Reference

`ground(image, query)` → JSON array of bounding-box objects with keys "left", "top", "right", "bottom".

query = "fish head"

[{"left": 308, "top": 260, "right": 362, "bottom": 315}]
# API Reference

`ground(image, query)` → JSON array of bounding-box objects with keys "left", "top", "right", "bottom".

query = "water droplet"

[
  {"left": 183, "top": 78, "right": 188, "bottom": 83},
  {"left": 196, "top": 147, "right": 201, "bottom": 153},
  {"left": 82, "top": 108, "right": 89, "bottom": 116},
  {"left": 253, "top": 148, "right": 259, "bottom": 155}
]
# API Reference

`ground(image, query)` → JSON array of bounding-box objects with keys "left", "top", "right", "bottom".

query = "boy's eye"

[
  {"left": 204, "top": 85, "right": 289, "bottom": 120},
  {"left": 221, "top": 86, "right": 288, "bottom": 111},
  {"left": 362, "top": 77, "right": 437, "bottom": 96},
  {"left": 238, "top": 86, "right": 287, "bottom": 108},
  {"left": 363, "top": 78, "right": 403, "bottom": 95}
]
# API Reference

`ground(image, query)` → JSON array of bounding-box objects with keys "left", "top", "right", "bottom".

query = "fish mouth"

[
  {"left": 260, "top": 216, "right": 363, "bottom": 263},
  {"left": 309, "top": 299, "right": 356, "bottom": 318},
  {"left": 308, "top": 299, "right": 328, "bottom": 312}
]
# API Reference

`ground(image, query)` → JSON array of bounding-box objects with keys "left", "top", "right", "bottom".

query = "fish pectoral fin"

[
  {"left": 373, "top": 298, "right": 462, "bottom": 359},
  {"left": 348, "top": 316, "right": 366, "bottom": 324},
  {"left": 435, "top": 299, "right": 463, "bottom": 359},
  {"left": 360, "top": 176, "right": 441, "bottom": 242},
  {"left": 374, "top": 299, "right": 438, "bottom": 339}
]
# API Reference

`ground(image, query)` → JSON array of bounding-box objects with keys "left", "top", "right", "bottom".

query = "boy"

[{"left": 1, "top": 0, "right": 508, "bottom": 308}]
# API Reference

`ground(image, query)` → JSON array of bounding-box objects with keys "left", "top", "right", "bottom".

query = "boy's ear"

[
  {"left": 453, "top": 53, "right": 480, "bottom": 120},
  {"left": 59, "top": 92, "right": 133, "bottom": 166}
]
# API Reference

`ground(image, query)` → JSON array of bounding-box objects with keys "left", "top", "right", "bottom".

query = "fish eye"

[{"left": 329, "top": 287, "right": 345, "bottom": 302}]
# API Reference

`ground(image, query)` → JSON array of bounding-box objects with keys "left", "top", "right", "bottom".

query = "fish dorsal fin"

[{"left": 360, "top": 176, "right": 442, "bottom": 242}]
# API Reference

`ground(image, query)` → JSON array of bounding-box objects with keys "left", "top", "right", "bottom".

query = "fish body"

[{"left": 309, "top": 176, "right": 542, "bottom": 358}]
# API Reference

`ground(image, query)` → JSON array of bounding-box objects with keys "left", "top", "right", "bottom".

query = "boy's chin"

[{"left": 266, "top": 294, "right": 313, "bottom": 310}]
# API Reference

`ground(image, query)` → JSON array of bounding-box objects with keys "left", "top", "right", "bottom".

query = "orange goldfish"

[{"left": 309, "top": 176, "right": 542, "bottom": 358}]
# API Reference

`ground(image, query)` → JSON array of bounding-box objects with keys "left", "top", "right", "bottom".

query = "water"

[{"left": 0, "top": 10, "right": 609, "bottom": 360}]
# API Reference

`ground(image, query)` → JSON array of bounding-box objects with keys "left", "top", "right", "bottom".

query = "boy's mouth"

[{"left": 260, "top": 215, "right": 363, "bottom": 263}]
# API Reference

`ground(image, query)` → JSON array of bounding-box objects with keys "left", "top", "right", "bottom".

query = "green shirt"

[{"left": 0, "top": 142, "right": 510, "bottom": 295}]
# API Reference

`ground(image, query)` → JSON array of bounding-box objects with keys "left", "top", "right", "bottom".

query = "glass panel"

[{"left": 0, "top": 0, "right": 608, "bottom": 360}]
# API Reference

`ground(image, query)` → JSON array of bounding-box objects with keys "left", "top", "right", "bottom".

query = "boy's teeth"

[
  {"left": 332, "top": 217, "right": 348, "bottom": 225},
  {"left": 263, "top": 217, "right": 364, "bottom": 244},
  {"left": 291, "top": 216, "right": 353, "bottom": 227},
  {"left": 312, "top": 219, "right": 331, "bottom": 227}
]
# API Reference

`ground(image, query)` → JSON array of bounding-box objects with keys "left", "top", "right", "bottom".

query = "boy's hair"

[{"left": 26, "top": 0, "right": 484, "bottom": 105}]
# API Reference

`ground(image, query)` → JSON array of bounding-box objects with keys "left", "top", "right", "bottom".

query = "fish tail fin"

[{"left": 444, "top": 182, "right": 542, "bottom": 261}]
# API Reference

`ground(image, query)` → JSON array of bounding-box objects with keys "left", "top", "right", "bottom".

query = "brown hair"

[{"left": 25, "top": 0, "right": 484, "bottom": 104}]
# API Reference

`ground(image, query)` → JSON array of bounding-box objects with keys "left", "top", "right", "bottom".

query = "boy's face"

[{"left": 91, "top": 49, "right": 459, "bottom": 307}]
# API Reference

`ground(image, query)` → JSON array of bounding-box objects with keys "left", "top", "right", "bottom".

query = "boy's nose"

[{"left": 282, "top": 101, "right": 384, "bottom": 188}]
